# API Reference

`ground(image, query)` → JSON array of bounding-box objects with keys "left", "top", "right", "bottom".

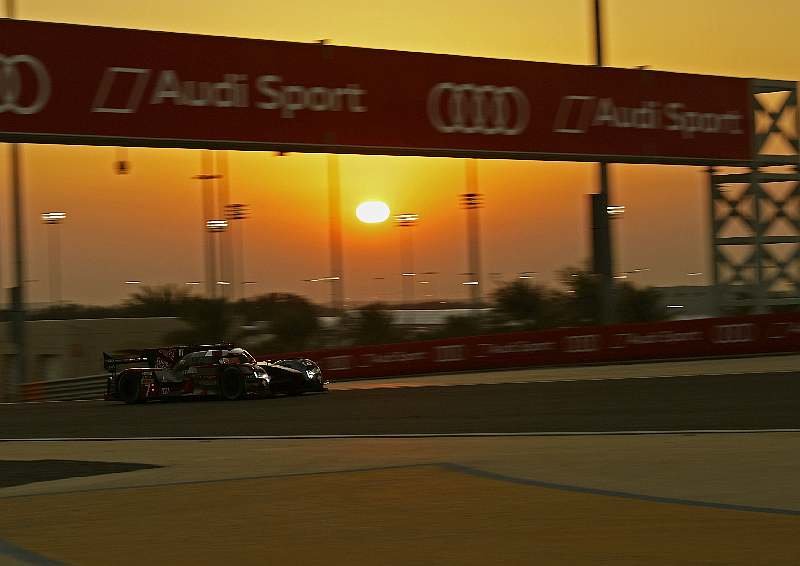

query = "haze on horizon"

[{"left": 1, "top": 0, "right": 798, "bottom": 306}]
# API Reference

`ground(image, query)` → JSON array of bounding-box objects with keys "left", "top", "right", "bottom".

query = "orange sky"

[{"left": 1, "top": 0, "right": 799, "bottom": 306}]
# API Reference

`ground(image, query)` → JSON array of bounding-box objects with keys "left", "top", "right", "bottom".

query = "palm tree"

[
  {"left": 344, "top": 303, "right": 400, "bottom": 345},
  {"left": 237, "top": 293, "right": 320, "bottom": 351},
  {"left": 165, "top": 298, "right": 232, "bottom": 345},
  {"left": 124, "top": 284, "right": 189, "bottom": 317}
]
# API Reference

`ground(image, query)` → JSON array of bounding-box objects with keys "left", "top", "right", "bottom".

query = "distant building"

[
  {"left": 389, "top": 308, "right": 491, "bottom": 326},
  {"left": 653, "top": 285, "right": 771, "bottom": 319},
  {"left": 0, "top": 317, "right": 188, "bottom": 386}
]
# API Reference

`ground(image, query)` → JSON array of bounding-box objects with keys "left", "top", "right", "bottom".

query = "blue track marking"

[
  {"left": 0, "top": 538, "right": 64, "bottom": 565},
  {"left": 445, "top": 463, "right": 800, "bottom": 517}
]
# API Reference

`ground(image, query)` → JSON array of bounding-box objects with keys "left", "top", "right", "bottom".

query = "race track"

[
  {"left": 3, "top": 360, "right": 800, "bottom": 565},
  {"left": 1, "top": 370, "right": 799, "bottom": 439}
]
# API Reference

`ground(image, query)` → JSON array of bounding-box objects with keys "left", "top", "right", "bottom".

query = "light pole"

[
  {"left": 216, "top": 152, "right": 233, "bottom": 300},
  {"left": 420, "top": 271, "right": 439, "bottom": 302},
  {"left": 395, "top": 213, "right": 419, "bottom": 305},
  {"left": 5, "top": 0, "right": 28, "bottom": 402},
  {"left": 206, "top": 219, "right": 228, "bottom": 298},
  {"left": 328, "top": 154, "right": 344, "bottom": 310},
  {"left": 193, "top": 149, "right": 222, "bottom": 299},
  {"left": 372, "top": 276, "right": 386, "bottom": 302},
  {"left": 225, "top": 203, "right": 250, "bottom": 300},
  {"left": 461, "top": 274, "right": 480, "bottom": 302},
  {"left": 114, "top": 147, "right": 130, "bottom": 175},
  {"left": 591, "top": 0, "right": 616, "bottom": 324},
  {"left": 41, "top": 212, "right": 66, "bottom": 305},
  {"left": 461, "top": 161, "right": 483, "bottom": 306}
]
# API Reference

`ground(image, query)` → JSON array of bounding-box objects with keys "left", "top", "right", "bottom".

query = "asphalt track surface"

[
  {"left": 2, "top": 371, "right": 799, "bottom": 439},
  {"left": 3, "top": 365, "right": 800, "bottom": 565}
]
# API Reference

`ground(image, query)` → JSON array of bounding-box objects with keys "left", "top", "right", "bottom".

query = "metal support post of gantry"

[{"left": 709, "top": 80, "right": 800, "bottom": 313}]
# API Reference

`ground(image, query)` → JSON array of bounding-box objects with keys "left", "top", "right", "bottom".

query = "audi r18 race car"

[{"left": 103, "top": 344, "right": 325, "bottom": 403}]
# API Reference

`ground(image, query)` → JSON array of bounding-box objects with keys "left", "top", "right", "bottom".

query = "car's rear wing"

[
  {"left": 102, "top": 351, "right": 151, "bottom": 375},
  {"left": 103, "top": 344, "right": 237, "bottom": 375}
]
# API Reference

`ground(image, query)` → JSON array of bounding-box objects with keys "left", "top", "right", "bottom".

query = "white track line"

[{"left": 2, "top": 429, "right": 800, "bottom": 442}]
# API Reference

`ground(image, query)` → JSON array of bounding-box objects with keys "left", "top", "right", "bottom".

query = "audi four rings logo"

[
  {"left": 427, "top": 82, "right": 530, "bottom": 135},
  {"left": 0, "top": 54, "right": 51, "bottom": 115}
]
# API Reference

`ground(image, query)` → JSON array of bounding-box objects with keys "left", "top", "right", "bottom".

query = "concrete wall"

[{"left": 0, "top": 317, "right": 188, "bottom": 384}]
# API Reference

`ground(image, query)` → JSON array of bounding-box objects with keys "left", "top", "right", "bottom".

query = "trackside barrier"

[
  {"left": 19, "top": 313, "right": 800, "bottom": 401},
  {"left": 22, "top": 373, "right": 108, "bottom": 402},
  {"left": 259, "top": 313, "right": 800, "bottom": 381}
]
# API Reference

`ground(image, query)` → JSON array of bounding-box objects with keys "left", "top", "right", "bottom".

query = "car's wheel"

[
  {"left": 219, "top": 368, "right": 246, "bottom": 400},
  {"left": 117, "top": 372, "right": 145, "bottom": 404}
]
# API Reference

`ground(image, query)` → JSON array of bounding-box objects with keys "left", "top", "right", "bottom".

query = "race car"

[{"left": 103, "top": 344, "right": 325, "bottom": 403}]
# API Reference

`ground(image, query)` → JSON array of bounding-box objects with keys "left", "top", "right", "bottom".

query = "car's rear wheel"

[
  {"left": 117, "top": 372, "right": 145, "bottom": 404},
  {"left": 219, "top": 368, "right": 246, "bottom": 400}
]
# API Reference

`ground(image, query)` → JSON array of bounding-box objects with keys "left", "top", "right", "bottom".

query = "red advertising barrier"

[
  {"left": 0, "top": 19, "right": 753, "bottom": 164},
  {"left": 259, "top": 314, "right": 800, "bottom": 381}
]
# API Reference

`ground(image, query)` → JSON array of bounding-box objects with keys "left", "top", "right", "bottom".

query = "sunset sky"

[{"left": 1, "top": 0, "right": 799, "bottom": 306}]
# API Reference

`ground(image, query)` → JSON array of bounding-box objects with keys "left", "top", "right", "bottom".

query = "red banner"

[
  {"left": 262, "top": 314, "right": 800, "bottom": 381},
  {"left": 0, "top": 19, "right": 753, "bottom": 163}
]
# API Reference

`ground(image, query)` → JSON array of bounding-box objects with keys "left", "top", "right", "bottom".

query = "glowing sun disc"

[{"left": 356, "top": 201, "right": 390, "bottom": 223}]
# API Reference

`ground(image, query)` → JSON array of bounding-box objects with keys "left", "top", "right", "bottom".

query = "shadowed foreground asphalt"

[
  {"left": 2, "top": 372, "right": 799, "bottom": 439},
  {"left": 0, "top": 460, "right": 160, "bottom": 488}
]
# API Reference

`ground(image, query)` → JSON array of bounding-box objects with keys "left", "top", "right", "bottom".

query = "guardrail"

[{"left": 22, "top": 373, "right": 108, "bottom": 402}]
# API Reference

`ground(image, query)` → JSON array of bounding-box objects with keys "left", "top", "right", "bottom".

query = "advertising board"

[{"left": 0, "top": 19, "right": 754, "bottom": 164}]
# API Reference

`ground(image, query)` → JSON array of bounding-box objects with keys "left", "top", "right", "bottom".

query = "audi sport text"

[
  {"left": 95, "top": 67, "right": 368, "bottom": 116},
  {"left": 554, "top": 95, "right": 744, "bottom": 139},
  {"left": 256, "top": 75, "right": 367, "bottom": 117}
]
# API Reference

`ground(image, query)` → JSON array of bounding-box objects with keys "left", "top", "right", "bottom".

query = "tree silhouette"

[
  {"left": 124, "top": 284, "right": 189, "bottom": 317},
  {"left": 165, "top": 297, "right": 232, "bottom": 345},
  {"left": 492, "top": 280, "right": 547, "bottom": 328},
  {"left": 558, "top": 264, "right": 665, "bottom": 325},
  {"left": 238, "top": 293, "right": 320, "bottom": 352},
  {"left": 434, "top": 314, "right": 484, "bottom": 338},
  {"left": 559, "top": 265, "right": 602, "bottom": 325},
  {"left": 617, "top": 283, "right": 666, "bottom": 323},
  {"left": 343, "top": 303, "right": 400, "bottom": 345}
]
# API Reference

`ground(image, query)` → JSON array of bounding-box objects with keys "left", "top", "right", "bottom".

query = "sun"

[{"left": 355, "top": 201, "right": 390, "bottom": 224}]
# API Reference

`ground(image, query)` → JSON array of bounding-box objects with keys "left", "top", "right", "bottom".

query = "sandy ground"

[{"left": 1, "top": 433, "right": 799, "bottom": 564}]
